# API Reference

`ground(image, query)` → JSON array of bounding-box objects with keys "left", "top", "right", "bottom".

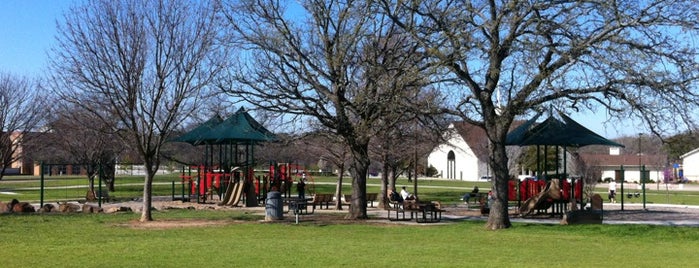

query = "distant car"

[{"left": 480, "top": 176, "right": 492, "bottom": 181}]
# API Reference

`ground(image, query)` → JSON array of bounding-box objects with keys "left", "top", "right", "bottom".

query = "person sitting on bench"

[
  {"left": 462, "top": 186, "right": 479, "bottom": 203},
  {"left": 400, "top": 186, "right": 415, "bottom": 201}
]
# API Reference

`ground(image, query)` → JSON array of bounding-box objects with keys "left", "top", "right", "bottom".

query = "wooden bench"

[
  {"left": 366, "top": 193, "right": 378, "bottom": 207},
  {"left": 409, "top": 201, "right": 445, "bottom": 223},
  {"left": 311, "top": 193, "right": 335, "bottom": 210},
  {"left": 387, "top": 200, "right": 445, "bottom": 223},
  {"left": 387, "top": 199, "right": 411, "bottom": 221},
  {"left": 342, "top": 193, "right": 379, "bottom": 208}
]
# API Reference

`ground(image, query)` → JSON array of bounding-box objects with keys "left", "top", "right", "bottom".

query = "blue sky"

[
  {"left": 0, "top": 1, "right": 72, "bottom": 77},
  {"left": 0, "top": 1, "right": 639, "bottom": 139}
]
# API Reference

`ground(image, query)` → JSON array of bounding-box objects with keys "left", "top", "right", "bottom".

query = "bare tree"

[
  {"left": 382, "top": 1, "right": 699, "bottom": 229},
  {"left": 300, "top": 131, "right": 351, "bottom": 210},
  {"left": 222, "top": 1, "right": 436, "bottom": 219},
  {"left": 50, "top": 0, "right": 226, "bottom": 221},
  {"left": 569, "top": 150, "right": 602, "bottom": 202},
  {"left": 0, "top": 72, "right": 46, "bottom": 180},
  {"left": 44, "top": 104, "right": 122, "bottom": 195}
]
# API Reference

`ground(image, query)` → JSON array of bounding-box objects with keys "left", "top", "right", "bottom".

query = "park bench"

[
  {"left": 387, "top": 199, "right": 411, "bottom": 221},
  {"left": 366, "top": 193, "right": 378, "bottom": 207},
  {"left": 343, "top": 193, "right": 378, "bottom": 208},
  {"left": 408, "top": 201, "right": 445, "bottom": 223},
  {"left": 311, "top": 193, "right": 335, "bottom": 210},
  {"left": 387, "top": 198, "right": 445, "bottom": 223}
]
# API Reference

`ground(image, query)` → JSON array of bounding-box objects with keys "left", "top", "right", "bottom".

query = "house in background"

[
  {"left": 681, "top": 148, "right": 699, "bottom": 181},
  {"left": 579, "top": 147, "right": 667, "bottom": 183},
  {"left": 427, "top": 120, "right": 668, "bottom": 183},
  {"left": 427, "top": 122, "right": 490, "bottom": 181}
]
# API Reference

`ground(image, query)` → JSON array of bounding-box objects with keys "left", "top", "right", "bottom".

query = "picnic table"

[
  {"left": 285, "top": 197, "right": 313, "bottom": 215},
  {"left": 387, "top": 200, "right": 445, "bottom": 223}
]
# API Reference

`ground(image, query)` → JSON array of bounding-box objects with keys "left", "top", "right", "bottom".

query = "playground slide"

[
  {"left": 225, "top": 181, "right": 245, "bottom": 206},
  {"left": 519, "top": 179, "right": 562, "bottom": 216},
  {"left": 217, "top": 181, "right": 239, "bottom": 206}
]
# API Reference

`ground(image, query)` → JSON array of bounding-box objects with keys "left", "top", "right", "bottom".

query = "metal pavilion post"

[
  {"left": 620, "top": 165, "right": 625, "bottom": 211},
  {"left": 40, "top": 161, "right": 44, "bottom": 207},
  {"left": 639, "top": 133, "right": 647, "bottom": 210},
  {"left": 642, "top": 165, "right": 647, "bottom": 209}
]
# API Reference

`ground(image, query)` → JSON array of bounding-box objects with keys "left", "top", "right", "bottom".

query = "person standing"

[
  {"left": 608, "top": 180, "right": 617, "bottom": 203},
  {"left": 297, "top": 176, "right": 306, "bottom": 200}
]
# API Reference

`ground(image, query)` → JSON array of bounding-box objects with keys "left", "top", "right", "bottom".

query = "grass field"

[
  {"left": 2, "top": 174, "right": 699, "bottom": 206},
  {"left": 0, "top": 209, "right": 698, "bottom": 267},
  {"left": 2, "top": 175, "right": 699, "bottom": 267}
]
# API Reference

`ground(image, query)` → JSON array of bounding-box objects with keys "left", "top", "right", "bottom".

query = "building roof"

[
  {"left": 579, "top": 153, "right": 667, "bottom": 168},
  {"left": 450, "top": 120, "right": 527, "bottom": 162},
  {"left": 680, "top": 147, "right": 699, "bottom": 159},
  {"left": 451, "top": 122, "right": 489, "bottom": 162}
]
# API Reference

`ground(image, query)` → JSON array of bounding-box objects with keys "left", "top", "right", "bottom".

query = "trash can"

[{"left": 265, "top": 191, "right": 283, "bottom": 221}]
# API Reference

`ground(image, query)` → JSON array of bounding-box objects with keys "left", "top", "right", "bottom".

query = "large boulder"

[
  {"left": 82, "top": 204, "right": 103, "bottom": 213},
  {"left": 105, "top": 206, "right": 133, "bottom": 213},
  {"left": 12, "top": 200, "right": 36, "bottom": 213},
  {"left": 57, "top": 202, "right": 81, "bottom": 213},
  {"left": 0, "top": 201, "right": 13, "bottom": 213},
  {"left": 38, "top": 204, "right": 56, "bottom": 213}
]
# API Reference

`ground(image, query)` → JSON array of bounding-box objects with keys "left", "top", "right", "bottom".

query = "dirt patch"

[{"left": 119, "top": 219, "right": 239, "bottom": 229}]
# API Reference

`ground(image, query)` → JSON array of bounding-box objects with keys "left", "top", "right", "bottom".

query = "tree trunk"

[
  {"left": 346, "top": 145, "right": 370, "bottom": 220},
  {"left": 334, "top": 165, "right": 345, "bottom": 210},
  {"left": 485, "top": 128, "right": 513, "bottom": 229},
  {"left": 379, "top": 153, "right": 389, "bottom": 208},
  {"left": 140, "top": 171, "right": 155, "bottom": 222},
  {"left": 103, "top": 162, "right": 116, "bottom": 192}
]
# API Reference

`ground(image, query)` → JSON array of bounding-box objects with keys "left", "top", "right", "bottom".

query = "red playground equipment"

[
  {"left": 514, "top": 177, "right": 584, "bottom": 217},
  {"left": 267, "top": 162, "right": 314, "bottom": 198}
]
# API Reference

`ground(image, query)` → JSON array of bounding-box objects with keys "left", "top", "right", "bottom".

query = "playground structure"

[
  {"left": 515, "top": 178, "right": 584, "bottom": 216},
  {"left": 505, "top": 111, "right": 622, "bottom": 217},
  {"left": 170, "top": 108, "right": 278, "bottom": 207},
  {"left": 173, "top": 162, "right": 315, "bottom": 206}
]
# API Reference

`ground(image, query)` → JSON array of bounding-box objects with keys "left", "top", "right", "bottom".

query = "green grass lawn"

[
  {"left": 0, "top": 209, "right": 697, "bottom": 267},
  {"left": 3, "top": 174, "right": 699, "bottom": 207},
  {"left": 2, "top": 175, "right": 699, "bottom": 267}
]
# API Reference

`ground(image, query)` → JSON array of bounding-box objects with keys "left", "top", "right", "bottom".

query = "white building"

[
  {"left": 681, "top": 148, "right": 699, "bottom": 181},
  {"left": 427, "top": 123, "right": 490, "bottom": 181}
]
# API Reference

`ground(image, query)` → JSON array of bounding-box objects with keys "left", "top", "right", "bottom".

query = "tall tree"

[
  {"left": 50, "top": 0, "right": 226, "bottom": 221},
  {"left": 0, "top": 72, "right": 46, "bottom": 180},
  {"left": 44, "top": 104, "right": 122, "bottom": 195},
  {"left": 222, "top": 1, "right": 436, "bottom": 219},
  {"left": 382, "top": 1, "right": 699, "bottom": 229},
  {"left": 664, "top": 131, "right": 699, "bottom": 161}
]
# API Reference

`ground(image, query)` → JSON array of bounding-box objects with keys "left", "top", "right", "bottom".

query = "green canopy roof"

[
  {"left": 195, "top": 107, "right": 278, "bottom": 145},
  {"left": 170, "top": 115, "right": 223, "bottom": 145},
  {"left": 506, "top": 112, "right": 624, "bottom": 148}
]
